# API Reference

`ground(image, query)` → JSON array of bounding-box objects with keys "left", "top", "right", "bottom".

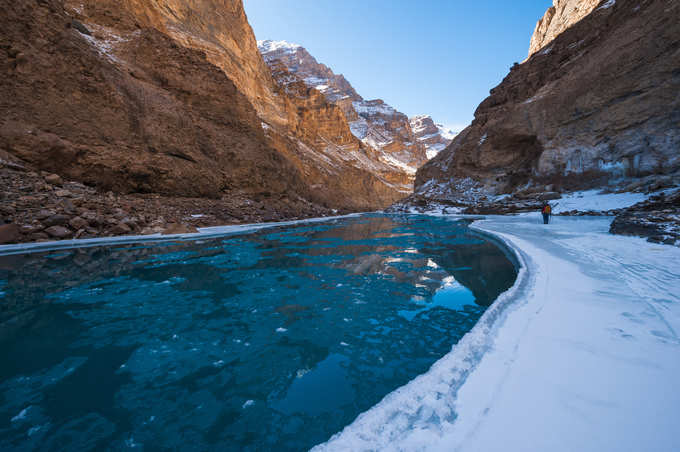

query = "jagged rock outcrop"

[
  {"left": 415, "top": 0, "right": 680, "bottom": 202},
  {"left": 610, "top": 189, "right": 680, "bottom": 246},
  {"left": 528, "top": 0, "right": 601, "bottom": 57},
  {"left": 409, "top": 115, "right": 456, "bottom": 159},
  {"left": 258, "top": 40, "right": 430, "bottom": 186}
]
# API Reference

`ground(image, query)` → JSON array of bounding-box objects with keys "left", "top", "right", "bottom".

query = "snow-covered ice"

[
  {"left": 553, "top": 189, "right": 665, "bottom": 213},
  {"left": 315, "top": 214, "right": 680, "bottom": 451}
]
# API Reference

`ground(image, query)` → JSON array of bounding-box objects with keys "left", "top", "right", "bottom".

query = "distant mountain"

[
  {"left": 409, "top": 115, "right": 457, "bottom": 159},
  {"left": 258, "top": 40, "right": 452, "bottom": 180}
]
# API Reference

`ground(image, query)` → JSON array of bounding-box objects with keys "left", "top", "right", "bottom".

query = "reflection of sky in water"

[
  {"left": 399, "top": 276, "right": 476, "bottom": 321},
  {"left": 0, "top": 214, "right": 517, "bottom": 451}
]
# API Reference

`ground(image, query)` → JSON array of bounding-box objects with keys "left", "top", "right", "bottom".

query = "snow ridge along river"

[
  {"left": 0, "top": 214, "right": 517, "bottom": 451},
  {"left": 317, "top": 213, "right": 680, "bottom": 452}
]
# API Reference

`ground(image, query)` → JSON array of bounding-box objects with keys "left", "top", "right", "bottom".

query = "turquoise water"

[{"left": 0, "top": 214, "right": 517, "bottom": 451}]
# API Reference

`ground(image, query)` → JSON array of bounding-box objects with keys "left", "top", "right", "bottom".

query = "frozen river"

[{"left": 0, "top": 214, "right": 517, "bottom": 451}]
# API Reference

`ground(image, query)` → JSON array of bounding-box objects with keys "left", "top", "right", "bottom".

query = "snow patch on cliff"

[{"left": 257, "top": 39, "right": 301, "bottom": 55}]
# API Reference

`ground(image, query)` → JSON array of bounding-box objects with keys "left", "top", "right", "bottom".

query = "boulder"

[
  {"left": 30, "top": 232, "right": 50, "bottom": 241},
  {"left": 43, "top": 214, "right": 70, "bottom": 227},
  {"left": 36, "top": 209, "right": 55, "bottom": 220},
  {"left": 0, "top": 224, "right": 21, "bottom": 244},
  {"left": 110, "top": 222, "right": 132, "bottom": 235},
  {"left": 44, "top": 173, "right": 63, "bottom": 185},
  {"left": 44, "top": 225, "right": 72, "bottom": 239},
  {"left": 19, "top": 224, "right": 43, "bottom": 234},
  {"left": 69, "top": 216, "right": 89, "bottom": 230}
]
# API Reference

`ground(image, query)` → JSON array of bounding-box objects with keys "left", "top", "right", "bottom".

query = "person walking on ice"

[{"left": 541, "top": 202, "right": 552, "bottom": 224}]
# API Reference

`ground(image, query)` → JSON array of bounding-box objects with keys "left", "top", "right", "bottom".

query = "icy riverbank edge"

[
  {"left": 311, "top": 217, "right": 533, "bottom": 451},
  {"left": 0, "top": 213, "right": 362, "bottom": 256},
  {"left": 315, "top": 214, "right": 680, "bottom": 451}
]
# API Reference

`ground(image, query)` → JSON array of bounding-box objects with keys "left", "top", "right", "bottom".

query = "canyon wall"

[
  {"left": 1, "top": 0, "right": 307, "bottom": 202},
  {"left": 2, "top": 0, "right": 432, "bottom": 222},
  {"left": 415, "top": 0, "right": 680, "bottom": 201}
]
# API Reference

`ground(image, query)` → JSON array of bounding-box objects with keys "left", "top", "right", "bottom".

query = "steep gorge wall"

[
  {"left": 416, "top": 0, "right": 680, "bottom": 199},
  {"left": 2, "top": 0, "right": 417, "bottom": 214},
  {"left": 1, "top": 0, "right": 307, "bottom": 201},
  {"left": 74, "top": 0, "right": 411, "bottom": 209}
]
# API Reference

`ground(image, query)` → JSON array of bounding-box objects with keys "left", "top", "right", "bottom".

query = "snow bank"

[
  {"left": 315, "top": 214, "right": 680, "bottom": 451},
  {"left": 553, "top": 189, "right": 649, "bottom": 213}
]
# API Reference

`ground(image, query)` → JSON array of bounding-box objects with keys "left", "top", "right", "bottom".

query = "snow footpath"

[{"left": 315, "top": 213, "right": 680, "bottom": 451}]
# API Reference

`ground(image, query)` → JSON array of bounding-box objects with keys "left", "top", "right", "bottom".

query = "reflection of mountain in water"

[{"left": 424, "top": 232, "right": 518, "bottom": 306}]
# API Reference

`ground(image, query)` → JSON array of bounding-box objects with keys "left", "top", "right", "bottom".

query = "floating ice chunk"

[
  {"left": 276, "top": 327, "right": 288, "bottom": 333},
  {"left": 426, "top": 259, "right": 439, "bottom": 268},
  {"left": 11, "top": 406, "right": 30, "bottom": 422},
  {"left": 296, "top": 368, "right": 311, "bottom": 378}
]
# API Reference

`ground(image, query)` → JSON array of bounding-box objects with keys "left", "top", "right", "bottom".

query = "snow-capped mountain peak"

[
  {"left": 257, "top": 39, "right": 302, "bottom": 55},
  {"left": 409, "top": 115, "right": 457, "bottom": 159}
]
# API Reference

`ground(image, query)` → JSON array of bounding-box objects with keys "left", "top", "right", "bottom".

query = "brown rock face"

[
  {"left": 416, "top": 0, "right": 680, "bottom": 200},
  {"left": 1, "top": 0, "right": 421, "bottom": 221},
  {"left": 82, "top": 0, "right": 288, "bottom": 128},
  {"left": 1, "top": 0, "right": 309, "bottom": 203},
  {"left": 90, "top": 2, "right": 415, "bottom": 210},
  {"left": 528, "top": 0, "right": 601, "bottom": 57}
]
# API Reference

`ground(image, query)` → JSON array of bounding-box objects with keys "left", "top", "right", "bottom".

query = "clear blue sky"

[{"left": 244, "top": 0, "right": 551, "bottom": 131}]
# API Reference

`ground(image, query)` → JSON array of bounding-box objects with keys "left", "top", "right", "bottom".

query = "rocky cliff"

[
  {"left": 258, "top": 40, "right": 437, "bottom": 187},
  {"left": 0, "top": 0, "right": 434, "bottom": 243},
  {"left": 2, "top": 0, "right": 308, "bottom": 201},
  {"left": 414, "top": 0, "right": 680, "bottom": 203},
  {"left": 528, "top": 0, "right": 600, "bottom": 57},
  {"left": 409, "top": 115, "right": 456, "bottom": 159}
]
